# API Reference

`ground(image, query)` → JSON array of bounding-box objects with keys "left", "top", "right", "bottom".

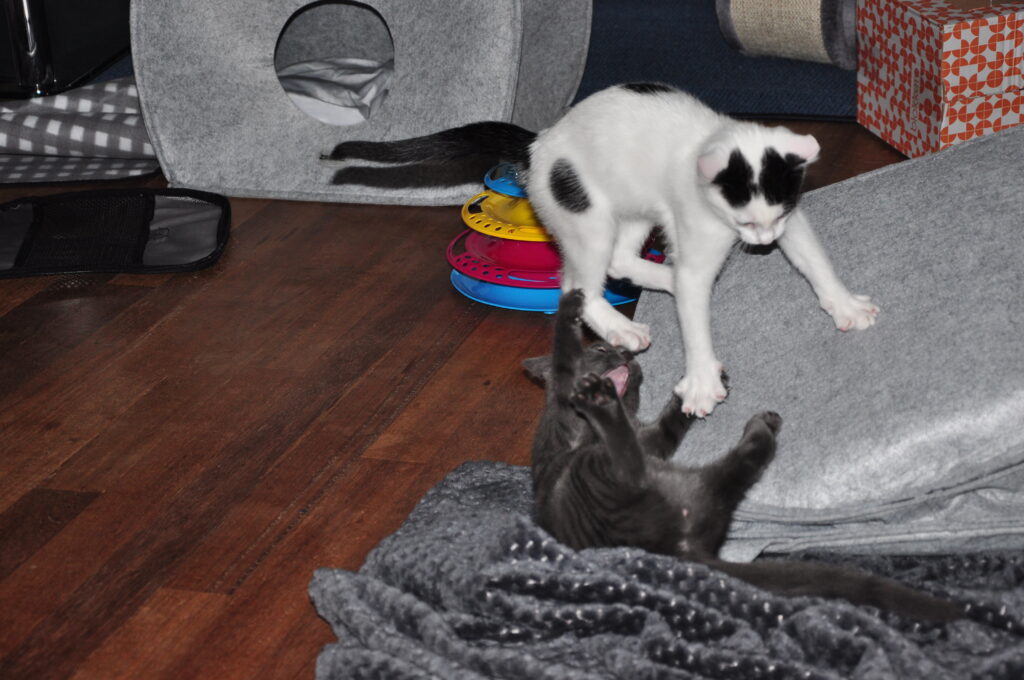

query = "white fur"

[{"left": 526, "top": 87, "right": 878, "bottom": 416}]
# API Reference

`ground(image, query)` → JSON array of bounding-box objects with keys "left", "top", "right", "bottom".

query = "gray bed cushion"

[
  {"left": 131, "top": 0, "right": 590, "bottom": 205},
  {"left": 635, "top": 124, "right": 1024, "bottom": 560}
]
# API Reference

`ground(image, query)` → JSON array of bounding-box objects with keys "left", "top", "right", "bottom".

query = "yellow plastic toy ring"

[{"left": 460, "top": 190, "right": 553, "bottom": 242}]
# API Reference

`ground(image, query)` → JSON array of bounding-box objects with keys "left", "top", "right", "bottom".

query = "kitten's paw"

[
  {"left": 674, "top": 364, "right": 727, "bottom": 418},
  {"left": 751, "top": 411, "right": 783, "bottom": 435},
  {"left": 571, "top": 373, "right": 617, "bottom": 410},
  {"left": 821, "top": 293, "right": 879, "bottom": 331},
  {"left": 558, "top": 289, "right": 586, "bottom": 323}
]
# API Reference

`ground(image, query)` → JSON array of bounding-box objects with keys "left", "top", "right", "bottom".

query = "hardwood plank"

[
  {"left": 0, "top": 201, "right": 469, "bottom": 675},
  {"left": 0, "top": 276, "right": 145, "bottom": 395},
  {"left": 155, "top": 459, "right": 442, "bottom": 680},
  {"left": 108, "top": 273, "right": 175, "bottom": 288},
  {"left": 68, "top": 588, "right": 229, "bottom": 680},
  {"left": 361, "top": 307, "right": 550, "bottom": 465},
  {"left": 0, "top": 276, "right": 56, "bottom": 317},
  {"left": 0, "top": 199, "right": 423, "bottom": 509},
  {"left": 0, "top": 489, "right": 100, "bottom": 581},
  {"left": 165, "top": 292, "right": 487, "bottom": 594}
]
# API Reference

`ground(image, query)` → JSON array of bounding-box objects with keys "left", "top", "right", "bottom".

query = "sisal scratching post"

[{"left": 717, "top": 0, "right": 857, "bottom": 70}]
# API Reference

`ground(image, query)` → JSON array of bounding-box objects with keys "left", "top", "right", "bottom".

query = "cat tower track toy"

[{"left": 446, "top": 164, "right": 660, "bottom": 313}]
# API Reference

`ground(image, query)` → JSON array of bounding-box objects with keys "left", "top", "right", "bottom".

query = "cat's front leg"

[
  {"left": 777, "top": 209, "right": 880, "bottom": 331},
  {"left": 571, "top": 373, "right": 646, "bottom": 482},
  {"left": 674, "top": 363, "right": 727, "bottom": 418},
  {"left": 820, "top": 293, "right": 879, "bottom": 332},
  {"left": 549, "top": 212, "right": 653, "bottom": 351},
  {"left": 672, "top": 229, "right": 734, "bottom": 416},
  {"left": 639, "top": 393, "right": 696, "bottom": 460},
  {"left": 551, "top": 289, "right": 587, "bottom": 398}
]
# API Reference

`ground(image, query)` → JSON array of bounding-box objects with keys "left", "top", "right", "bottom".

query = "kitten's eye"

[
  {"left": 739, "top": 222, "right": 756, "bottom": 229},
  {"left": 595, "top": 345, "right": 608, "bottom": 353}
]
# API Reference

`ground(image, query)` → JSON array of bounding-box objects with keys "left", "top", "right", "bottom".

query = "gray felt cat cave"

[{"left": 130, "top": 0, "right": 591, "bottom": 205}]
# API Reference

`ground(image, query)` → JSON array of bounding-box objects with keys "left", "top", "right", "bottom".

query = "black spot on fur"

[
  {"left": 550, "top": 159, "right": 591, "bottom": 213},
  {"left": 622, "top": 82, "right": 676, "bottom": 95},
  {"left": 760, "top": 148, "right": 806, "bottom": 213},
  {"left": 712, "top": 150, "right": 756, "bottom": 207}
]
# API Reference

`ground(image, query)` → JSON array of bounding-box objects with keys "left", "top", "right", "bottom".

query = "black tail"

[
  {"left": 323, "top": 121, "right": 536, "bottom": 168},
  {"left": 703, "top": 557, "right": 963, "bottom": 622}
]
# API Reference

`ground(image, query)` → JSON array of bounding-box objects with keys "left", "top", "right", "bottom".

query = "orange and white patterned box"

[{"left": 858, "top": 0, "right": 1024, "bottom": 157}]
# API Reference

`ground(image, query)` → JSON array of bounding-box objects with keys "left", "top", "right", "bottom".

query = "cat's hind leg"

[
  {"left": 531, "top": 157, "right": 651, "bottom": 350},
  {"left": 556, "top": 215, "right": 653, "bottom": 352},
  {"left": 704, "top": 412, "right": 780, "bottom": 510},
  {"left": 691, "top": 411, "right": 781, "bottom": 555},
  {"left": 608, "top": 219, "right": 674, "bottom": 293}
]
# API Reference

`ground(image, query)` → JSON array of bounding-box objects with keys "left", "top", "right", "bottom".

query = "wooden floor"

[{"left": 0, "top": 121, "right": 903, "bottom": 679}]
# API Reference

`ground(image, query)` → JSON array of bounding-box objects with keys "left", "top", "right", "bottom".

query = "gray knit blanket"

[{"left": 310, "top": 461, "right": 1024, "bottom": 679}]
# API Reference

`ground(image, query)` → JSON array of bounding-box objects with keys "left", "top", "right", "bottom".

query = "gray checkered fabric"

[{"left": 0, "top": 77, "right": 159, "bottom": 183}]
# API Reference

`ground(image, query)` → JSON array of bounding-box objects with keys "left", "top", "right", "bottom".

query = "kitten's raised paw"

[
  {"left": 822, "top": 293, "right": 879, "bottom": 332},
  {"left": 674, "top": 366, "right": 727, "bottom": 418},
  {"left": 753, "top": 411, "right": 783, "bottom": 435},
  {"left": 558, "top": 289, "right": 586, "bottom": 323},
  {"left": 571, "top": 373, "right": 617, "bottom": 409}
]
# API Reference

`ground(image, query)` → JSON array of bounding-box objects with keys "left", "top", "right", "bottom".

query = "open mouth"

[{"left": 603, "top": 365, "right": 630, "bottom": 397}]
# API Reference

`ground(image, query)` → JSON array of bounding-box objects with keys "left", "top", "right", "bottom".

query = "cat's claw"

[
  {"left": 674, "top": 365, "right": 727, "bottom": 417},
  {"left": 821, "top": 293, "right": 879, "bottom": 331}
]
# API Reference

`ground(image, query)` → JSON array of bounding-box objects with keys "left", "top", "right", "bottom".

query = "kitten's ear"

[
  {"left": 779, "top": 133, "right": 820, "bottom": 164},
  {"left": 697, "top": 146, "right": 731, "bottom": 181},
  {"left": 522, "top": 356, "right": 553, "bottom": 385}
]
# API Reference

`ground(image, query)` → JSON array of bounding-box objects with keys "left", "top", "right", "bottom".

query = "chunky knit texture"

[{"left": 310, "top": 461, "right": 1024, "bottom": 679}]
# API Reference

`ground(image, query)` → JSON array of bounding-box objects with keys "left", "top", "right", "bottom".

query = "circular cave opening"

[{"left": 274, "top": 1, "right": 394, "bottom": 126}]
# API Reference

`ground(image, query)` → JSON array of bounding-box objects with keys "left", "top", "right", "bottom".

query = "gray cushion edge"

[{"left": 733, "top": 456, "right": 1024, "bottom": 522}]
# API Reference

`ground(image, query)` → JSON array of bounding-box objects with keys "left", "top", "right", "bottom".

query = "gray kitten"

[{"left": 523, "top": 290, "right": 959, "bottom": 622}]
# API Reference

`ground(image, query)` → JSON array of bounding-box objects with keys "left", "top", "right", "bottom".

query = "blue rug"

[{"left": 577, "top": 0, "right": 856, "bottom": 120}]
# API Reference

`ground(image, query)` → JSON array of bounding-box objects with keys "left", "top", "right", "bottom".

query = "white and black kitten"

[
  {"left": 522, "top": 290, "right": 959, "bottom": 622},
  {"left": 326, "top": 83, "right": 878, "bottom": 416}
]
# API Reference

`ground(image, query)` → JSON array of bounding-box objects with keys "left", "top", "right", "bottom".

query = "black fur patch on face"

[
  {"left": 759, "top": 149, "right": 806, "bottom": 213},
  {"left": 711, "top": 150, "right": 756, "bottom": 207},
  {"left": 621, "top": 82, "right": 675, "bottom": 95},
  {"left": 550, "top": 159, "right": 591, "bottom": 213}
]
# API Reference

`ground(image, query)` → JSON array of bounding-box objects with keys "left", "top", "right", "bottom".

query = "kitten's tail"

[
  {"left": 702, "top": 557, "right": 963, "bottom": 622},
  {"left": 322, "top": 121, "right": 536, "bottom": 168}
]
